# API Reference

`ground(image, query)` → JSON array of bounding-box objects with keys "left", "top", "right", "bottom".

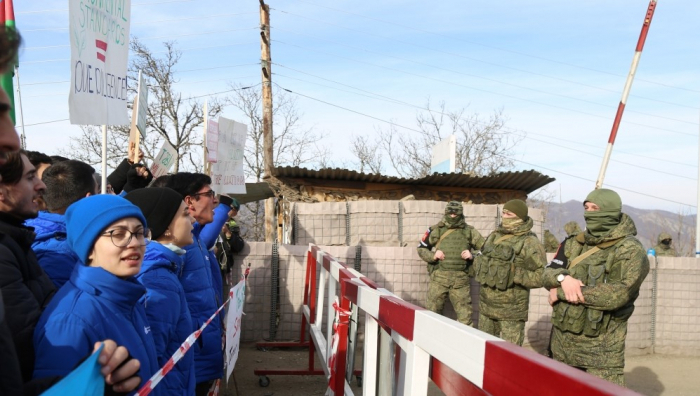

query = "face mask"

[
  {"left": 501, "top": 217, "right": 523, "bottom": 231},
  {"left": 583, "top": 210, "right": 620, "bottom": 238}
]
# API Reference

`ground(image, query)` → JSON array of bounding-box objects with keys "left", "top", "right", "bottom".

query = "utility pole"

[
  {"left": 260, "top": 0, "right": 276, "bottom": 242},
  {"left": 260, "top": 0, "right": 273, "bottom": 179}
]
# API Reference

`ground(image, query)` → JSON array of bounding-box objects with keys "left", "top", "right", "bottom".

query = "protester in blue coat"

[
  {"left": 33, "top": 195, "right": 161, "bottom": 395},
  {"left": 126, "top": 188, "right": 197, "bottom": 396},
  {"left": 26, "top": 160, "right": 97, "bottom": 289},
  {"left": 153, "top": 173, "right": 231, "bottom": 395}
]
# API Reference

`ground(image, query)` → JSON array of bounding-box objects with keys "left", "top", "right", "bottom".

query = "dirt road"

[{"left": 223, "top": 342, "right": 700, "bottom": 395}]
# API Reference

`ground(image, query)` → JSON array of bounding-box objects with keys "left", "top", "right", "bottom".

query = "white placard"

[
  {"left": 225, "top": 279, "right": 246, "bottom": 381},
  {"left": 136, "top": 70, "right": 148, "bottom": 138},
  {"left": 210, "top": 117, "right": 247, "bottom": 194},
  {"left": 206, "top": 120, "right": 219, "bottom": 163},
  {"left": 69, "top": 0, "right": 131, "bottom": 125},
  {"left": 149, "top": 140, "right": 178, "bottom": 179},
  {"left": 430, "top": 135, "right": 456, "bottom": 174}
]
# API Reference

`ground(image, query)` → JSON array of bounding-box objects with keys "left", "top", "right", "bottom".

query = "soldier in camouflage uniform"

[
  {"left": 544, "top": 230, "right": 559, "bottom": 253},
  {"left": 564, "top": 221, "right": 582, "bottom": 237},
  {"left": 474, "top": 199, "right": 545, "bottom": 345},
  {"left": 543, "top": 189, "right": 650, "bottom": 386},
  {"left": 417, "top": 201, "right": 485, "bottom": 326},
  {"left": 652, "top": 232, "right": 678, "bottom": 257}
]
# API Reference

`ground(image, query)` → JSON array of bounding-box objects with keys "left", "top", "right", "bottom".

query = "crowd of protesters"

[{"left": 0, "top": 29, "right": 245, "bottom": 396}]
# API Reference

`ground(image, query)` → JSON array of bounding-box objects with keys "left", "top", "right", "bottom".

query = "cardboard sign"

[
  {"left": 69, "top": 0, "right": 131, "bottom": 125},
  {"left": 150, "top": 140, "right": 178, "bottom": 178},
  {"left": 135, "top": 70, "right": 148, "bottom": 138},
  {"left": 225, "top": 279, "right": 246, "bottom": 381},
  {"left": 207, "top": 120, "right": 219, "bottom": 163},
  {"left": 210, "top": 117, "right": 247, "bottom": 194}
]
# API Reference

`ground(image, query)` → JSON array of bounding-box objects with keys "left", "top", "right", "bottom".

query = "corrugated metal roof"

[{"left": 273, "top": 167, "right": 554, "bottom": 194}]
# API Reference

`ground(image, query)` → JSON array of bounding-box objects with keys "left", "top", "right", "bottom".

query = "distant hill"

[{"left": 539, "top": 200, "right": 696, "bottom": 256}]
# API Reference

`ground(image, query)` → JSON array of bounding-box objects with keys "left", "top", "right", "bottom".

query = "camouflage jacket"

[
  {"left": 652, "top": 244, "right": 678, "bottom": 257},
  {"left": 417, "top": 220, "right": 485, "bottom": 273},
  {"left": 543, "top": 213, "right": 650, "bottom": 329},
  {"left": 476, "top": 217, "right": 546, "bottom": 321}
]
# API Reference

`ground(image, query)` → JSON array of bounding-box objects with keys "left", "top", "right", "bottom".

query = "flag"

[{"left": 0, "top": 0, "right": 16, "bottom": 125}]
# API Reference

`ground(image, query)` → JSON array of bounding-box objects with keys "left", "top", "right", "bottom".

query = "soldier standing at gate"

[
  {"left": 474, "top": 199, "right": 546, "bottom": 345},
  {"left": 417, "top": 201, "right": 485, "bottom": 326}
]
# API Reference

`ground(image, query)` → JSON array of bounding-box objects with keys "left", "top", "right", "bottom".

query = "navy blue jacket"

[
  {"left": 182, "top": 202, "right": 230, "bottom": 383},
  {"left": 26, "top": 211, "right": 80, "bottom": 289},
  {"left": 138, "top": 243, "right": 195, "bottom": 395},
  {"left": 33, "top": 265, "right": 161, "bottom": 396}
]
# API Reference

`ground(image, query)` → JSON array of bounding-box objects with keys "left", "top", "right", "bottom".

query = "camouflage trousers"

[
  {"left": 478, "top": 314, "right": 525, "bottom": 346},
  {"left": 426, "top": 269, "right": 472, "bottom": 326},
  {"left": 582, "top": 367, "right": 625, "bottom": 387}
]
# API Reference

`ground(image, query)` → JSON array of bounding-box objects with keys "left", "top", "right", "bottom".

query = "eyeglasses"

[
  {"left": 192, "top": 189, "right": 215, "bottom": 199},
  {"left": 100, "top": 228, "right": 151, "bottom": 247}
]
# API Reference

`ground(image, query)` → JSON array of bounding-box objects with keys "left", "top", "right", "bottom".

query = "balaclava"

[{"left": 583, "top": 188, "right": 622, "bottom": 238}]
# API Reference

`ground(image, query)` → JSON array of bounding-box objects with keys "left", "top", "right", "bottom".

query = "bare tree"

[
  {"left": 363, "top": 99, "right": 522, "bottom": 178},
  {"left": 350, "top": 133, "right": 383, "bottom": 174},
  {"left": 61, "top": 39, "right": 223, "bottom": 172},
  {"left": 225, "top": 83, "right": 329, "bottom": 241}
]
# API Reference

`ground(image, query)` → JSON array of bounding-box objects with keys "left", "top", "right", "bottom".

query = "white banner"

[
  {"left": 225, "top": 279, "right": 246, "bottom": 381},
  {"left": 430, "top": 134, "right": 456, "bottom": 174},
  {"left": 150, "top": 140, "right": 177, "bottom": 179},
  {"left": 69, "top": 0, "right": 131, "bottom": 125},
  {"left": 211, "top": 117, "right": 247, "bottom": 194}
]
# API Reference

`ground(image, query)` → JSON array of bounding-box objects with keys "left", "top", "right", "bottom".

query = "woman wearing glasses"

[{"left": 32, "top": 195, "right": 162, "bottom": 395}]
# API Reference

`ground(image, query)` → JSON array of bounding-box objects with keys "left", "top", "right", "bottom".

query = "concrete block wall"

[
  {"left": 294, "top": 200, "right": 547, "bottom": 248},
  {"left": 654, "top": 257, "right": 700, "bottom": 356},
  {"left": 232, "top": 245, "right": 700, "bottom": 356}
]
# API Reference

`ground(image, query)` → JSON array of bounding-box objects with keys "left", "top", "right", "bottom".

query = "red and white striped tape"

[{"left": 136, "top": 291, "right": 233, "bottom": 396}]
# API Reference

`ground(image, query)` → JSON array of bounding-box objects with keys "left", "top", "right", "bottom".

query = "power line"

[
  {"left": 271, "top": 25, "right": 696, "bottom": 126},
  {"left": 273, "top": 66, "right": 697, "bottom": 170},
  {"left": 273, "top": 39, "right": 696, "bottom": 137},
  {"left": 24, "top": 27, "right": 258, "bottom": 51},
  {"left": 17, "top": 0, "right": 195, "bottom": 14},
  {"left": 272, "top": 8, "right": 696, "bottom": 111},
  {"left": 288, "top": 0, "right": 700, "bottom": 95},
  {"left": 277, "top": 82, "right": 696, "bottom": 208},
  {"left": 22, "top": 12, "right": 257, "bottom": 32}
]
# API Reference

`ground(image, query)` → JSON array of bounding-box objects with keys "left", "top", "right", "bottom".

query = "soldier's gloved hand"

[
  {"left": 460, "top": 250, "right": 472, "bottom": 260},
  {"left": 434, "top": 250, "right": 445, "bottom": 261}
]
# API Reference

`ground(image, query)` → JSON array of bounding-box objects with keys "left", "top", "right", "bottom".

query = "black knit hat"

[{"left": 125, "top": 187, "right": 184, "bottom": 240}]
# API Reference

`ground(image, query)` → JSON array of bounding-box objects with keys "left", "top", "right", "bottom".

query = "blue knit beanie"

[{"left": 65, "top": 195, "right": 148, "bottom": 265}]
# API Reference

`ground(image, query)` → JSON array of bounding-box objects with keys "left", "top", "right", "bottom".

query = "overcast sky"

[{"left": 15, "top": 1, "right": 700, "bottom": 213}]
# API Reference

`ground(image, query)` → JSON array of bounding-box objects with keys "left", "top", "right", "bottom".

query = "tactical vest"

[
  {"left": 430, "top": 226, "right": 473, "bottom": 271},
  {"left": 552, "top": 236, "right": 636, "bottom": 337},
  {"left": 475, "top": 232, "right": 529, "bottom": 291}
]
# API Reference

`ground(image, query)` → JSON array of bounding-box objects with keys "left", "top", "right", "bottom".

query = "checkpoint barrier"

[{"left": 261, "top": 244, "right": 641, "bottom": 395}]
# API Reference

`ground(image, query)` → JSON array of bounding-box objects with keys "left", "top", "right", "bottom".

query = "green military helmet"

[
  {"left": 658, "top": 232, "right": 672, "bottom": 245},
  {"left": 445, "top": 201, "right": 463, "bottom": 216},
  {"left": 564, "top": 221, "right": 581, "bottom": 237}
]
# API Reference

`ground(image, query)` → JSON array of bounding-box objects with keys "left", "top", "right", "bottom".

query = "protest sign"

[
  {"left": 225, "top": 279, "right": 246, "bottom": 381},
  {"left": 210, "top": 117, "right": 247, "bottom": 194},
  {"left": 69, "top": 0, "right": 131, "bottom": 125},
  {"left": 206, "top": 120, "right": 219, "bottom": 163},
  {"left": 135, "top": 70, "right": 149, "bottom": 138},
  {"left": 150, "top": 140, "right": 178, "bottom": 178}
]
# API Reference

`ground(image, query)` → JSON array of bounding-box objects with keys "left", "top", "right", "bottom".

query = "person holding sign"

[
  {"left": 33, "top": 195, "right": 162, "bottom": 395},
  {"left": 125, "top": 188, "right": 197, "bottom": 395}
]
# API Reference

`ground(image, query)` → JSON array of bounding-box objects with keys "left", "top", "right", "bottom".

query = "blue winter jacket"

[
  {"left": 137, "top": 243, "right": 195, "bottom": 396},
  {"left": 182, "top": 202, "right": 229, "bottom": 383},
  {"left": 33, "top": 265, "right": 161, "bottom": 396},
  {"left": 25, "top": 212, "right": 80, "bottom": 289}
]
